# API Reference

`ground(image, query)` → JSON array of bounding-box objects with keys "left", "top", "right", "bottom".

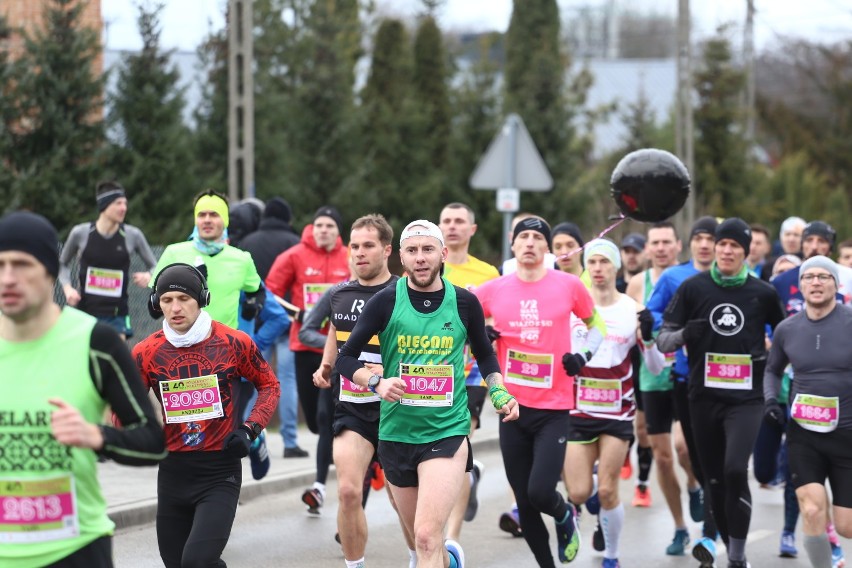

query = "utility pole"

[
  {"left": 744, "top": 0, "right": 756, "bottom": 141},
  {"left": 227, "top": 0, "right": 255, "bottom": 201},
  {"left": 675, "top": 0, "right": 695, "bottom": 237}
]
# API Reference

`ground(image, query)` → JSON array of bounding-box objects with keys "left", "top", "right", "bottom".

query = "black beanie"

[
  {"left": 96, "top": 183, "right": 126, "bottom": 212},
  {"left": 690, "top": 216, "right": 718, "bottom": 241},
  {"left": 264, "top": 197, "right": 292, "bottom": 223},
  {"left": 551, "top": 222, "right": 585, "bottom": 248},
  {"left": 512, "top": 217, "right": 552, "bottom": 248},
  {"left": 802, "top": 221, "right": 836, "bottom": 251},
  {"left": 0, "top": 212, "right": 59, "bottom": 278},
  {"left": 715, "top": 218, "right": 752, "bottom": 252},
  {"left": 156, "top": 264, "right": 207, "bottom": 306},
  {"left": 313, "top": 205, "right": 343, "bottom": 234}
]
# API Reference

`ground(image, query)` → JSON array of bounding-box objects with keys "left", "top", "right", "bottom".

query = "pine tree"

[
  {"left": 413, "top": 14, "right": 450, "bottom": 169},
  {"left": 7, "top": 0, "right": 106, "bottom": 231},
  {"left": 108, "top": 2, "right": 194, "bottom": 243},
  {"left": 0, "top": 16, "right": 17, "bottom": 200}
]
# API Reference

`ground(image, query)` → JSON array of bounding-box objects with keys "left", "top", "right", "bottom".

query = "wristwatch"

[
  {"left": 367, "top": 374, "right": 382, "bottom": 394},
  {"left": 243, "top": 421, "right": 263, "bottom": 441}
]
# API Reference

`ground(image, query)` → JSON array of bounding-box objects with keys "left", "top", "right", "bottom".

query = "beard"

[{"left": 405, "top": 262, "right": 442, "bottom": 289}]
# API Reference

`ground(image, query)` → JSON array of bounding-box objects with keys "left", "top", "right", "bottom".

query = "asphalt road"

[{"left": 112, "top": 443, "right": 824, "bottom": 567}]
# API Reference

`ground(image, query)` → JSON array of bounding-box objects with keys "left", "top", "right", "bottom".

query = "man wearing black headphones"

[{"left": 133, "top": 263, "right": 280, "bottom": 568}]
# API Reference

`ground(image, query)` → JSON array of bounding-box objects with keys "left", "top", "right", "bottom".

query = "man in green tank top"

[
  {"left": 336, "top": 220, "right": 519, "bottom": 568},
  {"left": 0, "top": 212, "right": 165, "bottom": 568}
]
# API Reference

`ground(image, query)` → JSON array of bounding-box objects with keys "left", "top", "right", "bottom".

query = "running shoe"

[
  {"left": 832, "top": 543, "right": 846, "bottom": 568},
  {"left": 779, "top": 530, "right": 797, "bottom": 558},
  {"left": 689, "top": 486, "right": 704, "bottom": 523},
  {"left": 666, "top": 528, "right": 690, "bottom": 556},
  {"left": 301, "top": 486, "right": 324, "bottom": 515},
  {"left": 369, "top": 460, "right": 385, "bottom": 491},
  {"left": 620, "top": 454, "right": 633, "bottom": 480},
  {"left": 554, "top": 503, "right": 581, "bottom": 563},
  {"left": 601, "top": 558, "right": 620, "bottom": 568},
  {"left": 499, "top": 508, "right": 523, "bottom": 537},
  {"left": 692, "top": 537, "right": 717, "bottom": 568},
  {"left": 249, "top": 430, "right": 270, "bottom": 480},
  {"left": 464, "top": 459, "right": 484, "bottom": 522},
  {"left": 445, "top": 539, "right": 465, "bottom": 568},
  {"left": 283, "top": 446, "right": 309, "bottom": 458},
  {"left": 632, "top": 484, "right": 651, "bottom": 507},
  {"left": 592, "top": 516, "right": 605, "bottom": 552},
  {"left": 586, "top": 471, "right": 600, "bottom": 516}
]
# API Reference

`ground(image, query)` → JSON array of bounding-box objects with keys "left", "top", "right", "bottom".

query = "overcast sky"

[{"left": 102, "top": 0, "right": 852, "bottom": 53}]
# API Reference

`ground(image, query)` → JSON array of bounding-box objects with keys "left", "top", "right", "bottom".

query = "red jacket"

[{"left": 265, "top": 225, "right": 349, "bottom": 352}]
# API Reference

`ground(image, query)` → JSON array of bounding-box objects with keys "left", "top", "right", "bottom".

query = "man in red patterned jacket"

[{"left": 133, "top": 263, "right": 280, "bottom": 568}]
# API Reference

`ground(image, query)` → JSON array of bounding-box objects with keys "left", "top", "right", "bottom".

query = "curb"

[{"left": 109, "top": 434, "right": 500, "bottom": 530}]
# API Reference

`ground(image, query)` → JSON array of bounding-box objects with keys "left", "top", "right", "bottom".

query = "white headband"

[{"left": 400, "top": 220, "right": 444, "bottom": 247}]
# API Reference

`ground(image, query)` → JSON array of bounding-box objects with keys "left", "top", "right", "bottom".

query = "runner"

[
  {"left": 0, "top": 211, "right": 165, "bottom": 568},
  {"left": 133, "top": 263, "right": 280, "bottom": 568},
  {"left": 746, "top": 224, "right": 771, "bottom": 279},
  {"left": 657, "top": 218, "right": 786, "bottom": 568},
  {"left": 564, "top": 239, "right": 665, "bottom": 568},
  {"left": 617, "top": 233, "right": 646, "bottom": 293},
  {"left": 439, "top": 202, "right": 500, "bottom": 541},
  {"left": 266, "top": 205, "right": 349, "bottom": 513},
  {"left": 475, "top": 217, "right": 607, "bottom": 567},
  {"left": 60, "top": 181, "right": 158, "bottom": 340},
  {"left": 151, "top": 189, "right": 265, "bottom": 330},
  {"left": 552, "top": 222, "right": 585, "bottom": 277},
  {"left": 765, "top": 256, "right": 852, "bottom": 568},
  {"left": 308, "top": 214, "right": 404, "bottom": 568},
  {"left": 336, "top": 219, "right": 519, "bottom": 568},
  {"left": 837, "top": 239, "right": 852, "bottom": 269}
]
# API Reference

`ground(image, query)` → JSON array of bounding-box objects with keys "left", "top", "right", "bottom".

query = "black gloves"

[
  {"left": 764, "top": 398, "right": 784, "bottom": 427},
  {"left": 562, "top": 352, "right": 590, "bottom": 376},
  {"left": 222, "top": 425, "right": 253, "bottom": 458},
  {"left": 485, "top": 325, "right": 501, "bottom": 343},
  {"left": 682, "top": 319, "right": 709, "bottom": 343},
  {"left": 638, "top": 309, "right": 654, "bottom": 342},
  {"left": 241, "top": 286, "right": 266, "bottom": 321}
]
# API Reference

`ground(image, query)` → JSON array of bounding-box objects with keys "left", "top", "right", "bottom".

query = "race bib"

[
  {"left": 0, "top": 475, "right": 78, "bottom": 543},
  {"left": 339, "top": 376, "right": 380, "bottom": 404},
  {"left": 505, "top": 349, "right": 553, "bottom": 389},
  {"left": 84, "top": 267, "right": 123, "bottom": 298},
  {"left": 576, "top": 377, "right": 622, "bottom": 413},
  {"left": 159, "top": 375, "right": 224, "bottom": 423},
  {"left": 303, "top": 283, "right": 333, "bottom": 311},
  {"left": 399, "top": 364, "right": 454, "bottom": 407},
  {"left": 791, "top": 393, "right": 839, "bottom": 433},
  {"left": 704, "top": 353, "right": 752, "bottom": 390}
]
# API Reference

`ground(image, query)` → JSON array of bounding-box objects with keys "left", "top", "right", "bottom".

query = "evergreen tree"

[
  {"left": 413, "top": 14, "right": 450, "bottom": 169},
  {"left": 108, "top": 2, "right": 194, "bottom": 243},
  {"left": 192, "top": 26, "right": 228, "bottom": 194},
  {"left": 7, "top": 0, "right": 106, "bottom": 231},
  {"left": 0, "top": 16, "right": 16, "bottom": 199}
]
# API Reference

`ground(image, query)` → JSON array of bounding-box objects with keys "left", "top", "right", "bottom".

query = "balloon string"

[{"left": 556, "top": 215, "right": 628, "bottom": 260}]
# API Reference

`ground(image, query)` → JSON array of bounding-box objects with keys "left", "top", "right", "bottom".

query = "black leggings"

[
  {"left": 294, "top": 351, "right": 323, "bottom": 433},
  {"left": 157, "top": 452, "right": 242, "bottom": 568},
  {"left": 673, "top": 379, "right": 718, "bottom": 539},
  {"left": 499, "top": 406, "right": 571, "bottom": 568},
  {"left": 689, "top": 397, "right": 763, "bottom": 544},
  {"left": 48, "top": 536, "right": 112, "bottom": 567}
]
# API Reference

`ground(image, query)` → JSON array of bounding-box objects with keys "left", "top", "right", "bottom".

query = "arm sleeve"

[
  {"left": 460, "top": 289, "right": 501, "bottom": 377},
  {"left": 58, "top": 225, "right": 85, "bottom": 286},
  {"left": 336, "top": 288, "right": 394, "bottom": 379},
  {"left": 641, "top": 341, "right": 667, "bottom": 375},
  {"left": 763, "top": 325, "right": 788, "bottom": 402},
  {"left": 89, "top": 324, "right": 166, "bottom": 465},
  {"left": 254, "top": 289, "right": 290, "bottom": 353},
  {"left": 264, "top": 249, "right": 295, "bottom": 299},
  {"left": 128, "top": 226, "right": 158, "bottom": 272},
  {"left": 298, "top": 286, "right": 334, "bottom": 349},
  {"left": 238, "top": 334, "right": 281, "bottom": 428},
  {"left": 581, "top": 310, "right": 606, "bottom": 355}
]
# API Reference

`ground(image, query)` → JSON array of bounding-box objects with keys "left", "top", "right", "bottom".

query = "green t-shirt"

[
  {"left": 152, "top": 241, "right": 261, "bottom": 329},
  {"left": 377, "top": 277, "right": 470, "bottom": 443},
  {"left": 0, "top": 308, "right": 111, "bottom": 567}
]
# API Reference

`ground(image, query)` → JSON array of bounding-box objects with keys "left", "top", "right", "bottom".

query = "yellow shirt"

[{"left": 444, "top": 254, "right": 500, "bottom": 290}]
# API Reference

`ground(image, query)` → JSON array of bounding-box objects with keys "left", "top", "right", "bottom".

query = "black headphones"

[{"left": 149, "top": 263, "right": 211, "bottom": 315}]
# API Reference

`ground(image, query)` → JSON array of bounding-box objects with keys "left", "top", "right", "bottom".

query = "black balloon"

[{"left": 610, "top": 149, "right": 690, "bottom": 222}]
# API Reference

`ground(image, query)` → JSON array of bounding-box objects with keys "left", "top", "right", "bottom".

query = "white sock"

[
  {"left": 344, "top": 558, "right": 365, "bottom": 568},
  {"left": 469, "top": 470, "right": 475, "bottom": 487},
  {"left": 312, "top": 481, "right": 326, "bottom": 496},
  {"left": 600, "top": 503, "right": 624, "bottom": 559},
  {"left": 408, "top": 548, "right": 417, "bottom": 568}
]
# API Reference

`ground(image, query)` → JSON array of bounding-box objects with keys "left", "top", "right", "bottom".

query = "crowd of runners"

[{"left": 1, "top": 182, "right": 851, "bottom": 568}]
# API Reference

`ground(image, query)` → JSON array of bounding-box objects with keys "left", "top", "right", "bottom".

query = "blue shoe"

[
  {"left": 689, "top": 486, "right": 704, "bottom": 523},
  {"left": 692, "top": 536, "right": 717, "bottom": 568},
  {"left": 601, "top": 558, "right": 620, "bottom": 568},
  {"left": 666, "top": 528, "right": 690, "bottom": 556},
  {"left": 249, "top": 430, "right": 270, "bottom": 480},
  {"left": 779, "top": 530, "right": 797, "bottom": 558},
  {"left": 555, "top": 503, "right": 581, "bottom": 563},
  {"left": 445, "top": 538, "right": 465, "bottom": 568},
  {"left": 832, "top": 543, "right": 845, "bottom": 568},
  {"left": 586, "top": 473, "right": 600, "bottom": 515}
]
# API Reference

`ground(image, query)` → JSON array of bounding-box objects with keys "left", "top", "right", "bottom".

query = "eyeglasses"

[{"left": 801, "top": 273, "right": 834, "bottom": 283}]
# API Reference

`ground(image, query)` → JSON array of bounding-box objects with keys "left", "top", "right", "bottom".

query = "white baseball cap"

[{"left": 400, "top": 220, "right": 444, "bottom": 247}]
